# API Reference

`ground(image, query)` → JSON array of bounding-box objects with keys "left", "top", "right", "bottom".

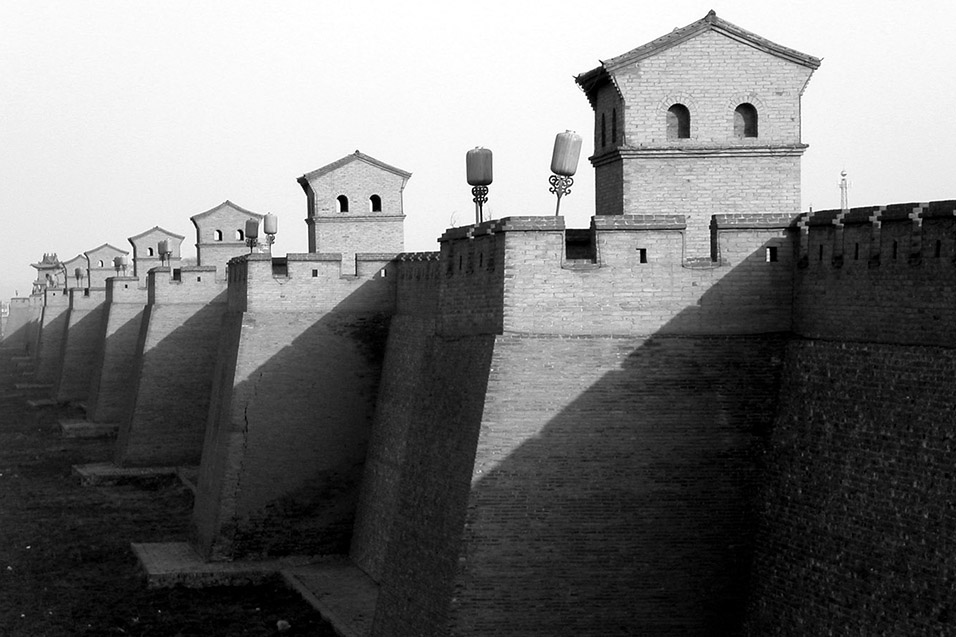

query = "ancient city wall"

[
  {"left": 54, "top": 288, "right": 108, "bottom": 403},
  {"left": 357, "top": 217, "right": 794, "bottom": 635},
  {"left": 33, "top": 289, "right": 70, "bottom": 385},
  {"left": 192, "top": 253, "right": 395, "bottom": 561},
  {"left": 1, "top": 296, "right": 41, "bottom": 352},
  {"left": 745, "top": 339, "right": 956, "bottom": 636},
  {"left": 794, "top": 201, "right": 956, "bottom": 345},
  {"left": 86, "top": 278, "right": 147, "bottom": 424},
  {"left": 440, "top": 215, "right": 796, "bottom": 337},
  {"left": 741, "top": 199, "right": 956, "bottom": 634},
  {"left": 113, "top": 267, "right": 226, "bottom": 467}
]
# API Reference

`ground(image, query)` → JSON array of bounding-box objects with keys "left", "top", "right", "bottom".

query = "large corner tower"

[
  {"left": 576, "top": 11, "right": 820, "bottom": 259},
  {"left": 298, "top": 151, "right": 411, "bottom": 271}
]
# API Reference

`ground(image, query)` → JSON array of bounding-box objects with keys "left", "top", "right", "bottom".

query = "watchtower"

[
  {"left": 575, "top": 11, "right": 820, "bottom": 260},
  {"left": 190, "top": 201, "right": 263, "bottom": 280},
  {"left": 128, "top": 226, "right": 185, "bottom": 286},
  {"left": 298, "top": 151, "right": 411, "bottom": 275}
]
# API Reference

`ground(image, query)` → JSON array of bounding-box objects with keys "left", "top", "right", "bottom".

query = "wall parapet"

[{"left": 594, "top": 214, "right": 686, "bottom": 230}]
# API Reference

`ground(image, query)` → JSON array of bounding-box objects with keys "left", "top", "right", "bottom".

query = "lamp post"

[
  {"left": 549, "top": 130, "right": 582, "bottom": 217},
  {"left": 263, "top": 213, "right": 278, "bottom": 253},
  {"left": 466, "top": 147, "right": 493, "bottom": 224},
  {"left": 158, "top": 240, "right": 172, "bottom": 274},
  {"left": 113, "top": 255, "right": 129, "bottom": 276},
  {"left": 73, "top": 267, "right": 84, "bottom": 289}
]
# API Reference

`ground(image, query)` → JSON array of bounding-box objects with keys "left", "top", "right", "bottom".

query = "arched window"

[
  {"left": 214, "top": 229, "right": 223, "bottom": 242},
  {"left": 97, "top": 259, "right": 104, "bottom": 267},
  {"left": 235, "top": 229, "right": 244, "bottom": 241},
  {"left": 667, "top": 104, "right": 690, "bottom": 139},
  {"left": 336, "top": 195, "right": 349, "bottom": 213},
  {"left": 734, "top": 103, "right": 758, "bottom": 138},
  {"left": 147, "top": 247, "right": 154, "bottom": 256},
  {"left": 369, "top": 195, "right": 382, "bottom": 212}
]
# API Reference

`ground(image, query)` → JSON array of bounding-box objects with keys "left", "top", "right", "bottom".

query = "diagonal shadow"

[{"left": 362, "top": 221, "right": 795, "bottom": 637}]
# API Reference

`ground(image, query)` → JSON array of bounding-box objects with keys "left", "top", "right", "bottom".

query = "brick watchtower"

[
  {"left": 575, "top": 10, "right": 820, "bottom": 260},
  {"left": 298, "top": 151, "right": 411, "bottom": 275}
]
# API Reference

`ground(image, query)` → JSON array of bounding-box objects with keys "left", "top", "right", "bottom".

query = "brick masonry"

[
  {"left": 113, "top": 267, "right": 227, "bottom": 467},
  {"left": 86, "top": 278, "right": 147, "bottom": 424},
  {"left": 54, "top": 288, "right": 108, "bottom": 403}
]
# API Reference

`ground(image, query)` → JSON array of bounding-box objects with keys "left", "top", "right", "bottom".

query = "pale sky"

[{"left": 2, "top": 1, "right": 955, "bottom": 302}]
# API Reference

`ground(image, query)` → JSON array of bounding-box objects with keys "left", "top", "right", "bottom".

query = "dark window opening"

[
  {"left": 236, "top": 229, "right": 244, "bottom": 241},
  {"left": 766, "top": 246, "right": 778, "bottom": 263},
  {"left": 892, "top": 241, "right": 898, "bottom": 260},
  {"left": 667, "top": 104, "right": 690, "bottom": 139},
  {"left": 638, "top": 248, "right": 648, "bottom": 263},
  {"left": 381, "top": 267, "right": 387, "bottom": 278},
  {"left": 214, "top": 230, "right": 223, "bottom": 242},
  {"left": 312, "top": 269, "right": 319, "bottom": 277},
  {"left": 854, "top": 243, "right": 860, "bottom": 260},
  {"left": 147, "top": 247, "right": 154, "bottom": 256},
  {"left": 336, "top": 195, "right": 349, "bottom": 213},
  {"left": 173, "top": 269, "right": 182, "bottom": 281},
  {"left": 369, "top": 195, "right": 382, "bottom": 212},
  {"left": 197, "top": 276, "right": 202, "bottom": 282},
  {"left": 734, "top": 103, "right": 758, "bottom": 138},
  {"left": 818, "top": 245, "right": 824, "bottom": 262},
  {"left": 936, "top": 240, "right": 942, "bottom": 258}
]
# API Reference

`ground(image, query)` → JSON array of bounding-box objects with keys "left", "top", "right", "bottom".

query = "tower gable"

[
  {"left": 298, "top": 151, "right": 411, "bottom": 273},
  {"left": 575, "top": 11, "right": 819, "bottom": 259}
]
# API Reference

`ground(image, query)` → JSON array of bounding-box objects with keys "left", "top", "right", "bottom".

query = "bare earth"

[{"left": 0, "top": 347, "right": 337, "bottom": 636}]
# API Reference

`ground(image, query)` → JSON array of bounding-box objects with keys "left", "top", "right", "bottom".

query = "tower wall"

[
  {"left": 113, "top": 267, "right": 226, "bottom": 467},
  {"left": 34, "top": 289, "right": 70, "bottom": 385},
  {"left": 54, "top": 288, "right": 108, "bottom": 403},
  {"left": 86, "top": 278, "right": 147, "bottom": 424},
  {"left": 192, "top": 253, "right": 395, "bottom": 561},
  {"left": 2, "top": 296, "right": 41, "bottom": 353}
]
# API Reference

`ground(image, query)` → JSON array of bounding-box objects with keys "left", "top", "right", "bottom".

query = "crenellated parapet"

[
  {"left": 794, "top": 199, "right": 956, "bottom": 346},
  {"left": 435, "top": 214, "right": 797, "bottom": 337},
  {"left": 225, "top": 252, "right": 396, "bottom": 314}
]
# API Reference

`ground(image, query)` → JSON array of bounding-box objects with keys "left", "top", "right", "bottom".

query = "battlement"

[
  {"left": 430, "top": 214, "right": 795, "bottom": 336},
  {"left": 146, "top": 266, "right": 224, "bottom": 305},
  {"left": 226, "top": 252, "right": 396, "bottom": 314},
  {"left": 799, "top": 200, "right": 956, "bottom": 271},
  {"left": 104, "top": 276, "right": 145, "bottom": 304}
]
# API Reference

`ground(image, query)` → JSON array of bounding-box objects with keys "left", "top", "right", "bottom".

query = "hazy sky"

[{"left": 2, "top": 1, "right": 955, "bottom": 302}]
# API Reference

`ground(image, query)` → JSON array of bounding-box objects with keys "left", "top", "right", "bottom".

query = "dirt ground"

[{"left": 0, "top": 347, "right": 337, "bottom": 636}]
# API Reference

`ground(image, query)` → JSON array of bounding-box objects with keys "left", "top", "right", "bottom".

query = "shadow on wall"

[
  {"left": 191, "top": 273, "right": 393, "bottom": 562},
  {"left": 114, "top": 291, "right": 229, "bottom": 468},
  {"left": 368, "top": 236, "right": 793, "bottom": 637}
]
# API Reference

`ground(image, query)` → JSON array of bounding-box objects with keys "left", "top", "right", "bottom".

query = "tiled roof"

[{"left": 298, "top": 150, "right": 412, "bottom": 184}]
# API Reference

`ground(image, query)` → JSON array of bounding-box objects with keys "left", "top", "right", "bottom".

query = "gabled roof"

[
  {"left": 190, "top": 200, "right": 263, "bottom": 225},
  {"left": 84, "top": 243, "right": 129, "bottom": 259},
  {"left": 297, "top": 150, "right": 412, "bottom": 185},
  {"left": 576, "top": 10, "right": 821, "bottom": 97},
  {"left": 128, "top": 225, "right": 186, "bottom": 243}
]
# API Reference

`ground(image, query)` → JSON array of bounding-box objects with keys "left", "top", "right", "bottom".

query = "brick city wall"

[
  {"left": 86, "top": 278, "right": 147, "bottom": 424},
  {"left": 54, "top": 288, "right": 108, "bottom": 403},
  {"left": 1, "top": 296, "right": 41, "bottom": 352},
  {"left": 192, "top": 252, "right": 395, "bottom": 561},
  {"left": 744, "top": 338, "right": 956, "bottom": 636},
  {"left": 439, "top": 215, "right": 796, "bottom": 337},
  {"left": 114, "top": 267, "right": 227, "bottom": 467},
  {"left": 34, "top": 289, "right": 70, "bottom": 384},
  {"left": 794, "top": 201, "right": 956, "bottom": 345}
]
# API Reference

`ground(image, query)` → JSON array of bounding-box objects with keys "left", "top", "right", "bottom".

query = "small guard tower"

[
  {"left": 575, "top": 10, "right": 820, "bottom": 259},
  {"left": 298, "top": 151, "right": 411, "bottom": 275},
  {"left": 191, "top": 201, "right": 264, "bottom": 280}
]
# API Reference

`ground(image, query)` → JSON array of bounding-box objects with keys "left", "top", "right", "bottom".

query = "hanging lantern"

[
  {"left": 466, "top": 147, "right": 493, "bottom": 186},
  {"left": 245, "top": 218, "right": 259, "bottom": 240},
  {"left": 119, "top": 255, "right": 129, "bottom": 267},
  {"left": 550, "top": 130, "right": 582, "bottom": 177},
  {"left": 263, "top": 213, "right": 278, "bottom": 236}
]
